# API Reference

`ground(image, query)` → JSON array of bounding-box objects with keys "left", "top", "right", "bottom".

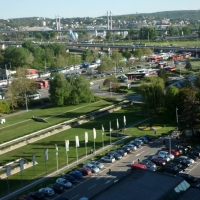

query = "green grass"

[
  {"left": 0, "top": 100, "right": 113, "bottom": 143},
  {"left": 0, "top": 103, "right": 178, "bottom": 198}
]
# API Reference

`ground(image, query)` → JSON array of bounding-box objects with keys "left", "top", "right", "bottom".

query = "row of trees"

[{"left": 140, "top": 72, "right": 200, "bottom": 138}]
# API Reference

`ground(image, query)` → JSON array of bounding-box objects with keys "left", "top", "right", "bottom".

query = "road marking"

[
  {"left": 114, "top": 179, "right": 118, "bottom": 183},
  {"left": 136, "top": 151, "right": 145, "bottom": 157},
  {"left": 88, "top": 184, "right": 96, "bottom": 190},
  {"left": 105, "top": 180, "right": 111, "bottom": 184},
  {"left": 71, "top": 194, "right": 79, "bottom": 200}
]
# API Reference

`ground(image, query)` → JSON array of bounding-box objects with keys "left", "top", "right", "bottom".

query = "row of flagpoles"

[{"left": 4, "top": 116, "right": 126, "bottom": 194}]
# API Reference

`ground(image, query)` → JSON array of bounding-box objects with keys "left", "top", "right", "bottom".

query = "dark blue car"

[{"left": 69, "top": 171, "right": 83, "bottom": 179}]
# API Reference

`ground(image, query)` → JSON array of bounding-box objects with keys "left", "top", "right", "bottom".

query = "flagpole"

[
  {"left": 55, "top": 144, "right": 58, "bottom": 171},
  {"left": 93, "top": 128, "right": 96, "bottom": 154},
  {"left": 102, "top": 125, "right": 104, "bottom": 149},
  {"left": 44, "top": 148, "right": 48, "bottom": 177},
  {"left": 65, "top": 140, "right": 69, "bottom": 168},
  {"left": 109, "top": 121, "right": 112, "bottom": 145},
  {"left": 176, "top": 108, "right": 178, "bottom": 130},
  {"left": 85, "top": 132, "right": 88, "bottom": 158},
  {"left": 124, "top": 116, "right": 126, "bottom": 131},
  {"left": 32, "top": 154, "right": 36, "bottom": 181},
  {"left": 76, "top": 146, "right": 78, "bottom": 163}
]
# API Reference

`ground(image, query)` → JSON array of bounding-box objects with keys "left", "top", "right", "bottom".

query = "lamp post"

[
  {"left": 110, "top": 81, "right": 112, "bottom": 97},
  {"left": 176, "top": 108, "right": 178, "bottom": 130}
]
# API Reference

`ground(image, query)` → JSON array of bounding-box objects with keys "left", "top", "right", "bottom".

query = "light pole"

[
  {"left": 110, "top": 81, "right": 112, "bottom": 97},
  {"left": 176, "top": 108, "right": 178, "bottom": 130}
]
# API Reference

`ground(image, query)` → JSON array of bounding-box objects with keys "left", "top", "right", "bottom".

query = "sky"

[{"left": 1, "top": 0, "right": 200, "bottom": 19}]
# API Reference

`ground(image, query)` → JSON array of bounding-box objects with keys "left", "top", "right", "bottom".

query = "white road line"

[
  {"left": 114, "top": 179, "right": 118, "bottom": 183},
  {"left": 88, "top": 184, "right": 96, "bottom": 190},
  {"left": 71, "top": 194, "right": 80, "bottom": 200},
  {"left": 105, "top": 180, "right": 111, "bottom": 184}
]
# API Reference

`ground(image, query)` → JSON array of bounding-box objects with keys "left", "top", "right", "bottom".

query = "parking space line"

[
  {"left": 71, "top": 194, "right": 80, "bottom": 200},
  {"left": 88, "top": 184, "right": 96, "bottom": 190}
]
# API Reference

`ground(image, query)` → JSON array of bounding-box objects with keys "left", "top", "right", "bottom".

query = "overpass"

[{"left": 1, "top": 41, "right": 200, "bottom": 54}]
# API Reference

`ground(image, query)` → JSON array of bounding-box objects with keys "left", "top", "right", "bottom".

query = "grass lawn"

[
  {"left": 0, "top": 103, "right": 177, "bottom": 198},
  {"left": 0, "top": 100, "right": 113, "bottom": 143}
]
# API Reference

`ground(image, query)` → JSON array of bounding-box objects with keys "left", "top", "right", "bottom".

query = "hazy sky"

[{"left": 1, "top": 0, "right": 200, "bottom": 19}]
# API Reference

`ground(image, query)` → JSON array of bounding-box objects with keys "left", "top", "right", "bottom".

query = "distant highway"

[{"left": 1, "top": 41, "right": 200, "bottom": 54}]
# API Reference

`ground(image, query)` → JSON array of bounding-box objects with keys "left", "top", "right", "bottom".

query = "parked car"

[
  {"left": 129, "top": 141, "right": 141, "bottom": 148},
  {"left": 38, "top": 187, "right": 55, "bottom": 197},
  {"left": 131, "top": 163, "right": 147, "bottom": 170},
  {"left": 185, "top": 153, "right": 199, "bottom": 161},
  {"left": 101, "top": 155, "right": 115, "bottom": 163},
  {"left": 55, "top": 197, "right": 69, "bottom": 200},
  {"left": 164, "top": 164, "right": 183, "bottom": 174},
  {"left": 88, "top": 161, "right": 104, "bottom": 169},
  {"left": 83, "top": 163, "right": 100, "bottom": 173},
  {"left": 172, "top": 163, "right": 188, "bottom": 171},
  {"left": 165, "top": 149, "right": 180, "bottom": 157},
  {"left": 69, "top": 171, "right": 83, "bottom": 179},
  {"left": 47, "top": 183, "right": 64, "bottom": 194},
  {"left": 56, "top": 178, "right": 72, "bottom": 189},
  {"left": 28, "top": 192, "right": 46, "bottom": 200},
  {"left": 152, "top": 155, "right": 170, "bottom": 162},
  {"left": 134, "top": 138, "right": 144, "bottom": 145},
  {"left": 140, "top": 159, "right": 156, "bottom": 169},
  {"left": 117, "top": 147, "right": 132, "bottom": 153},
  {"left": 114, "top": 149, "right": 127, "bottom": 157},
  {"left": 179, "top": 156, "right": 194, "bottom": 164},
  {"left": 178, "top": 173, "right": 197, "bottom": 183},
  {"left": 173, "top": 157, "right": 191, "bottom": 167},
  {"left": 139, "top": 136, "right": 149, "bottom": 144},
  {"left": 19, "top": 195, "right": 34, "bottom": 200},
  {"left": 123, "top": 144, "right": 137, "bottom": 151},
  {"left": 158, "top": 151, "right": 174, "bottom": 160},
  {"left": 76, "top": 167, "right": 92, "bottom": 176},
  {"left": 108, "top": 151, "right": 122, "bottom": 160},
  {"left": 61, "top": 174, "right": 78, "bottom": 184},
  {"left": 189, "top": 150, "right": 200, "bottom": 157},
  {"left": 144, "top": 135, "right": 152, "bottom": 142},
  {"left": 151, "top": 157, "right": 166, "bottom": 166}
]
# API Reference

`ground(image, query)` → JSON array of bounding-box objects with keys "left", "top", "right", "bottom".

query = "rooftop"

[{"left": 94, "top": 169, "right": 187, "bottom": 200}]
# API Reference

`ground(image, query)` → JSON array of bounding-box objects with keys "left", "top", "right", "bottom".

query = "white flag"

[
  {"left": 55, "top": 144, "right": 58, "bottom": 156},
  {"left": 124, "top": 116, "right": 126, "bottom": 126},
  {"left": 102, "top": 125, "right": 104, "bottom": 135},
  {"left": 75, "top": 136, "right": 79, "bottom": 147},
  {"left": 93, "top": 128, "right": 96, "bottom": 139},
  {"left": 109, "top": 121, "right": 112, "bottom": 132},
  {"left": 65, "top": 140, "right": 69, "bottom": 152},
  {"left": 19, "top": 160, "right": 24, "bottom": 171},
  {"left": 32, "top": 154, "right": 36, "bottom": 165},
  {"left": 117, "top": 118, "right": 119, "bottom": 129},
  {"left": 85, "top": 132, "right": 88, "bottom": 143},
  {"left": 44, "top": 148, "right": 48, "bottom": 161}
]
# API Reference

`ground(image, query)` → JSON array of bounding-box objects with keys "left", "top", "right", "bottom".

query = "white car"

[
  {"left": 56, "top": 178, "right": 72, "bottom": 188},
  {"left": 88, "top": 161, "right": 104, "bottom": 169},
  {"left": 158, "top": 151, "right": 174, "bottom": 160},
  {"left": 39, "top": 187, "right": 55, "bottom": 197},
  {"left": 101, "top": 155, "right": 115, "bottom": 163},
  {"left": 83, "top": 163, "right": 100, "bottom": 173},
  {"left": 179, "top": 156, "right": 194, "bottom": 164},
  {"left": 152, "top": 155, "right": 170, "bottom": 162}
]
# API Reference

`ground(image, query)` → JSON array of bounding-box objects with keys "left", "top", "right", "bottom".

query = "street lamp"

[
  {"left": 176, "top": 108, "right": 178, "bottom": 130},
  {"left": 110, "top": 81, "right": 112, "bottom": 97}
]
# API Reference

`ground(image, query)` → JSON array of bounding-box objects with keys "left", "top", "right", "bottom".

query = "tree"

[
  {"left": 0, "top": 101, "right": 10, "bottom": 113},
  {"left": 49, "top": 73, "right": 71, "bottom": 106},
  {"left": 164, "top": 85, "right": 179, "bottom": 121},
  {"left": 140, "top": 77, "right": 165, "bottom": 114},
  {"left": 66, "top": 76, "right": 94, "bottom": 105},
  {"left": 133, "top": 48, "right": 143, "bottom": 60},
  {"left": 185, "top": 59, "right": 192, "bottom": 70},
  {"left": 157, "top": 69, "right": 168, "bottom": 83},
  {"left": 142, "top": 48, "right": 153, "bottom": 56}
]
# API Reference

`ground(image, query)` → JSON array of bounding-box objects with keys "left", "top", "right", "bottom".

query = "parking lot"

[{"left": 30, "top": 136, "right": 200, "bottom": 200}]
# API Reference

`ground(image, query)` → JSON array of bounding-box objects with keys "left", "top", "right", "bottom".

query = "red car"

[
  {"left": 166, "top": 149, "right": 180, "bottom": 157},
  {"left": 19, "top": 195, "right": 34, "bottom": 200},
  {"left": 151, "top": 157, "right": 166, "bottom": 166},
  {"left": 76, "top": 167, "right": 92, "bottom": 176}
]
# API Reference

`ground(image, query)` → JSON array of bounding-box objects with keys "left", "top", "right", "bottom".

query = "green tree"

[
  {"left": 157, "top": 69, "right": 168, "bottom": 83},
  {"left": 49, "top": 73, "right": 71, "bottom": 106},
  {"left": 164, "top": 85, "right": 179, "bottom": 121},
  {"left": 66, "top": 76, "right": 94, "bottom": 105},
  {"left": 185, "top": 59, "right": 192, "bottom": 70},
  {"left": 0, "top": 101, "right": 10, "bottom": 113},
  {"left": 140, "top": 77, "right": 165, "bottom": 114}
]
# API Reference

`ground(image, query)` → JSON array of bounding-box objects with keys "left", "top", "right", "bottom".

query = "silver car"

[
  {"left": 39, "top": 187, "right": 55, "bottom": 197},
  {"left": 83, "top": 164, "right": 100, "bottom": 173},
  {"left": 179, "top": 156, "right": 194, "bottom": 164},
  {"left": 101, "top": 155, "right": 115, "bottom": 163},
  {"left": 152, "top": 155, "right": 170, "bottom": 162},
  {"left": 88, "top": 161, "right": 104, "bottom": 169}
]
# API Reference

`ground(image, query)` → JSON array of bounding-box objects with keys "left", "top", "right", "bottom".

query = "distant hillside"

[{"left": 122, "top": 10, "right": 200, "bottom": 20}]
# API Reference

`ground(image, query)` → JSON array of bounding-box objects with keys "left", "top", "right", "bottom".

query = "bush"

[{"left": 0, "top": 101, "right": 11, "bottom": 114}]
